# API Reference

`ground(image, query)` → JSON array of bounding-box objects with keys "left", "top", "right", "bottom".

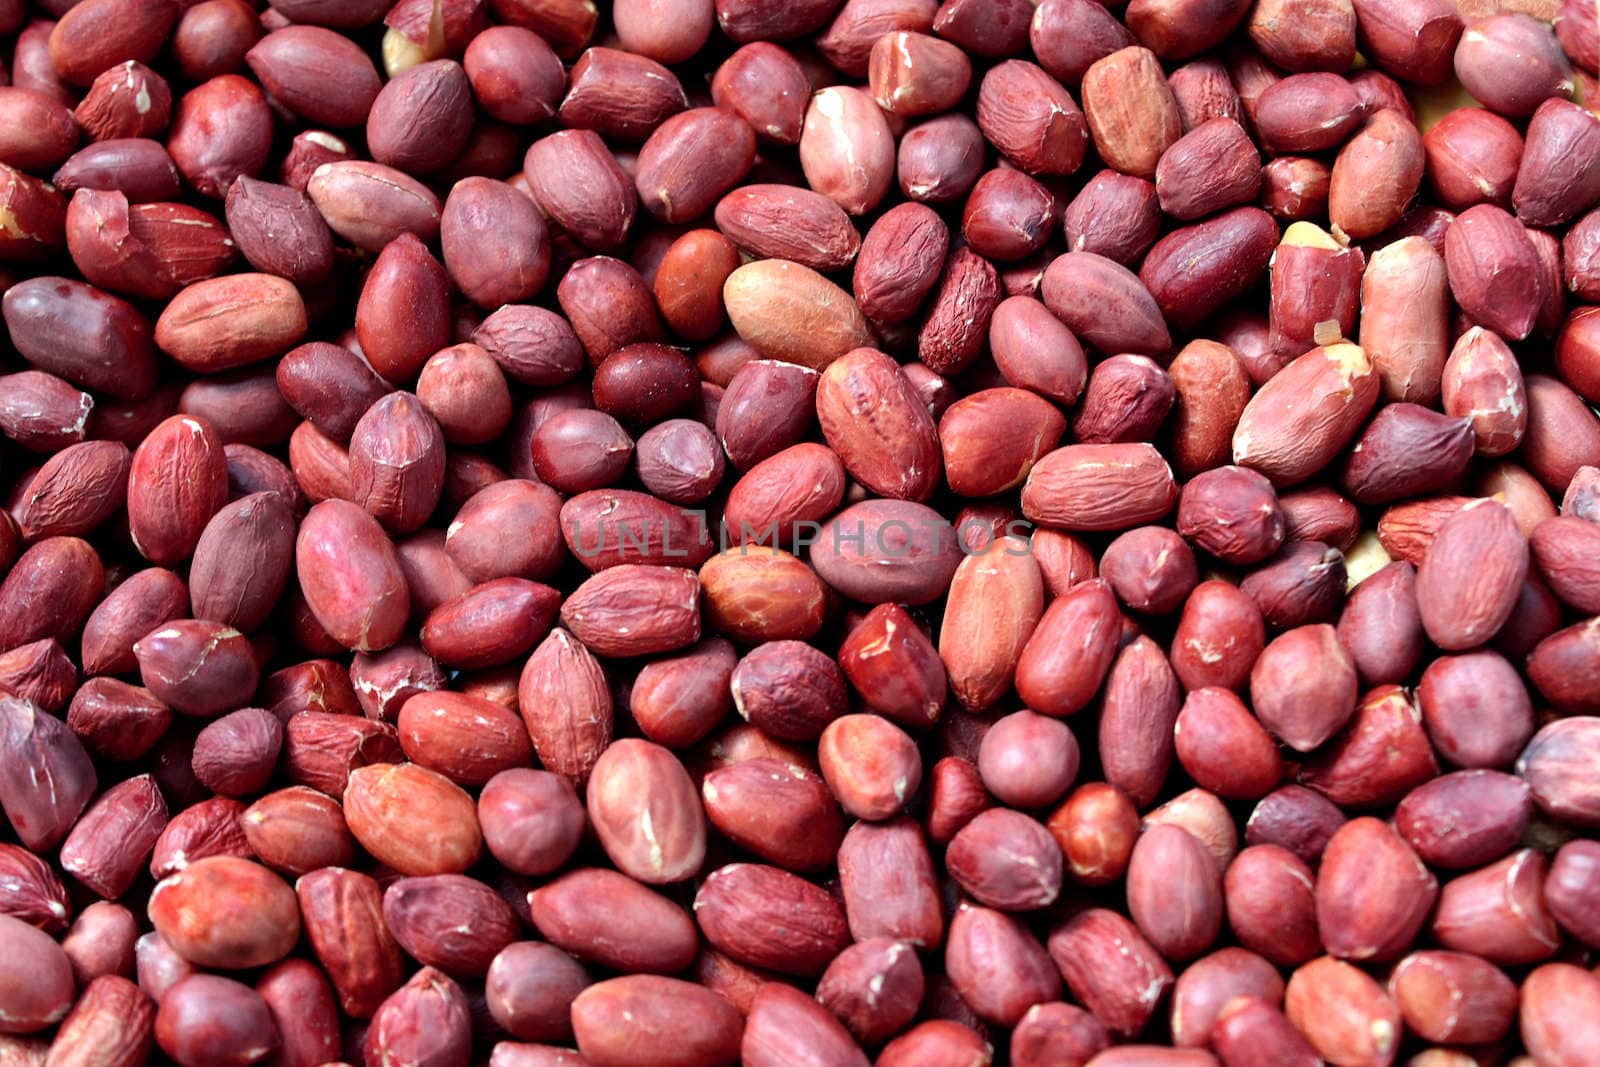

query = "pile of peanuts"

[{"left": 1, "top": 0, "right": 1599, "bottom": 1063}]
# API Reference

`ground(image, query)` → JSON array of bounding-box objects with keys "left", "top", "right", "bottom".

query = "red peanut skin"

[
  {"left": 817, "top": 347, "right": 943, "bottom": 502},
  {"left": 9, "top": 5, "right": 1600, "bottom": 1067},
  {"left": 127, "top": 414, "right": 230, "bottom": 567},
  {"left": 743, "top": 982, "right": 867, "bottom": 1067},
  {"left": 529, "top": 868, "right": 698, "bottom": 975},
  {"left": 295, "top": 500, "right": 411, "bottom": 653},
  {"left": 1048, "top": 908, "right": 1174, "bottom": 1037},
  {"left": 837, "top": 817, "right": 944, "bottom": 948},
  {"left": 1126, "top": 825, "right": 1224, "bottom": 961},
  {"left": 257, "top": 958, "right": 342, "bottom": 1067},
  {"left": 355, "top": 234, "right": 452, "bottom": 383},
  {"left": 1098, "top": 636, "right": 1182, "bottom": 807},
  {"left": 363, "top": 967, "right": 472, "bottom": 1067}
]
